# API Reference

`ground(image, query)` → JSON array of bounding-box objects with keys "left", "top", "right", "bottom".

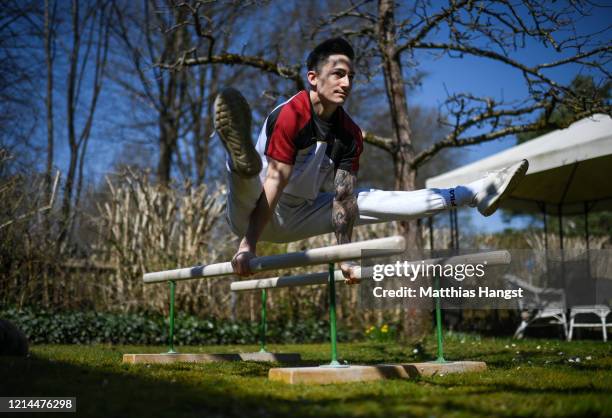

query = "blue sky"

[{"left": 408, "top": 7, "right": 611, "bottom": 233}]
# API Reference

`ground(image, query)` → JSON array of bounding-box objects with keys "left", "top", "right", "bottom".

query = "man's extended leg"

[
  {"left": 359, "top": 159, "right": 529, "bottom": 220},
  {"left": 258, "top": 187, "right": 452, "bottom": 242},
  {"left": 260, "top": 160, "right": 528, "bottom": 243}
]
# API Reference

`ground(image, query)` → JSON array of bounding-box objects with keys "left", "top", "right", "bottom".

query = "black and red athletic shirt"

[{"left": 261, "top": 90, "right": 362, "bottom": 170}]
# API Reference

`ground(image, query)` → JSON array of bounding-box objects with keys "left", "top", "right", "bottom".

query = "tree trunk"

[
  {"left": 43, "top": 0, "right": 56, "bottom": 306},
  {"left": 378, "top": 0, "right": 429, "bottom": 339},
  {"left": 157, "top": 116, "right": 175, "bottom": 186},
  {"left": 61, "top": 0, "right": 81, "bottom": 245},
  {"left": 155, "top": 6, "right": 188, "bottom": 186},
  {"left": 74, "top": 4, "right": 109, "bottom": 232},
  {"left": 44, "top": 0, "right": 55, "bottom": 206}
]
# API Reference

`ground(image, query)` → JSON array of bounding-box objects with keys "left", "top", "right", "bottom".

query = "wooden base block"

[
  {"left": 268, "top": 361, "right": 487, "bottom": 385},
  {"left": 396, "top": 361, "right": 487, "bottom": 377},
  {"left": 123, "top": 353, "right": 240, "bottom": 364},
  {"left": 123, "top": 352, "right": 301, "bottom": 364},
  {"left": 238, "top": 352, "right": 301, "bottom": 362},
  {"left": 269, "top": 365, "right": 407, "bottom": 385}
]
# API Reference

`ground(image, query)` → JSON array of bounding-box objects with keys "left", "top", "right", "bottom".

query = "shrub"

[{"left": 0, "top": 307, "right": 348, "bottom": 345}]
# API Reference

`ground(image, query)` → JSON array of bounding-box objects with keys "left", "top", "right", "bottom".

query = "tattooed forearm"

[{"left": 332, "top": 169, "right": 357, "bottom": 245}]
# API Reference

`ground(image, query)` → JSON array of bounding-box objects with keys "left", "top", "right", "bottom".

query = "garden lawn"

[{"left": 1, "top": 334, "right": 611, "bottom": 417}]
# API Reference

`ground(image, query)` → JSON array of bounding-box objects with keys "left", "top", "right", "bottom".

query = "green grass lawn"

[{"left": 1, "top": 334, "right": 611, "bottom": 417}]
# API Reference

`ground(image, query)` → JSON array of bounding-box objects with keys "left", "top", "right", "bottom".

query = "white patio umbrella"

[{"left": 425, "top": 114, "right": 612, "bottom": 216}]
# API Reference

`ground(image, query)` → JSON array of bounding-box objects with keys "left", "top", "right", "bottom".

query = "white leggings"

[{"left": 226, "top": 169, "right": 460, "bottom": 243}]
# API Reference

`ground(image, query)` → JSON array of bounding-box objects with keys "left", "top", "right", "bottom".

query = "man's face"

[{"left": 308, "top": 54, "right": 355, "bottom": 106}]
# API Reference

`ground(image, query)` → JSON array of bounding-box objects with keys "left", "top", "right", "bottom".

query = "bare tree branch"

[
  {"left": 411, "top": 109, "right": 601, "bottom": 168},
  {"left": 405, "top": 41, "right": 611, "bottom": 97},
  {"left": 401, "top": 0, "right": 471, "bottom": 50},
  {"left": 157, "top": 52, "right": 305, "bottom": 91}
]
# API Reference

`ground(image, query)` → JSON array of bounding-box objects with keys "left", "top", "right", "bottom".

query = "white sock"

[{"left": 438, "top": 179, "right": 484, "bottom": 208}]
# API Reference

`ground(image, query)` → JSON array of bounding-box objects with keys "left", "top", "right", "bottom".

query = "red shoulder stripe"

[{"left": 265, "top": 91, "right": 311, "bottom": 164}]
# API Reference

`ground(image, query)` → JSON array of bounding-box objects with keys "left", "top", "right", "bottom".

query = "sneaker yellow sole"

[{"left": 214, "top": 88, "right": 262, "bottom": 177}]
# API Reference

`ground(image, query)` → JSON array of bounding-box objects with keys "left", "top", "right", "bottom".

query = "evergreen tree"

[{"left": 517, "top": 75, "right": 611, "bottom": 144}]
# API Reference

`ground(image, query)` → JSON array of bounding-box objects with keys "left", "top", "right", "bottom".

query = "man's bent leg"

[
  {"left": 225, "top": 163, "right": 264, "bottom": 236},
  {"left": 215, "top": 87, "right": 266, "bottom": 236}
]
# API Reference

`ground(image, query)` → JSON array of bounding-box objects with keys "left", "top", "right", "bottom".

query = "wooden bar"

[
  {"left": 143, "top": 236, "right": 406, "bottom": 284},
  {"left": 230, "top": 250, "right": 511, "bottom": 292}
]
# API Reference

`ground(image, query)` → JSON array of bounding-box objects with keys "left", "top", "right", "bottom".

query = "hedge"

[{"left": 0, "top": 307, "right": 348, "bottom": 345}]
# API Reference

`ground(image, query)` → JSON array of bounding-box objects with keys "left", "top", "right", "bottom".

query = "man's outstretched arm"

[
  {"left": 232, "top": 159, "right": 292, "bottom": 276},
  {"left": 333, "top": 168, "right": 359, "bottom": 284}
]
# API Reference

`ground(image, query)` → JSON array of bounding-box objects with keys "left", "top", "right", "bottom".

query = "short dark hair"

[{"left": 306, "top": 37, "right": 354, "bottom": 72}]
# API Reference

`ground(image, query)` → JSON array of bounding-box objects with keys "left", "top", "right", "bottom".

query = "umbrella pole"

[
  {"left": 543, "top": 203, "right": 548, "bottom": 251},
  {"left": 584, "top": 201, "right": 591, "bottom": 278}
]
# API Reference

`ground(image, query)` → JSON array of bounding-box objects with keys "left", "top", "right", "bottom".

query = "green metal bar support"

[
  {"left": 167, "top": 280, "right": 177, "bottom": 354},
  {"left": 328, "top": 262, "right": 340, "bottom": 366},
  {"left": 434, "top": 275, "right": 446, "bottom": 363},
  {"left": 259, "top": 289, "right": 268, "bottom": 353}
]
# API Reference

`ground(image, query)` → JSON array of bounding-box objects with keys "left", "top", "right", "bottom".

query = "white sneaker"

[
  {"left": 214, "top": 88, "right": 262, "bottom": 177},
  {"left": 473, "top": 159, "right": 529, "bottom": 217}
]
